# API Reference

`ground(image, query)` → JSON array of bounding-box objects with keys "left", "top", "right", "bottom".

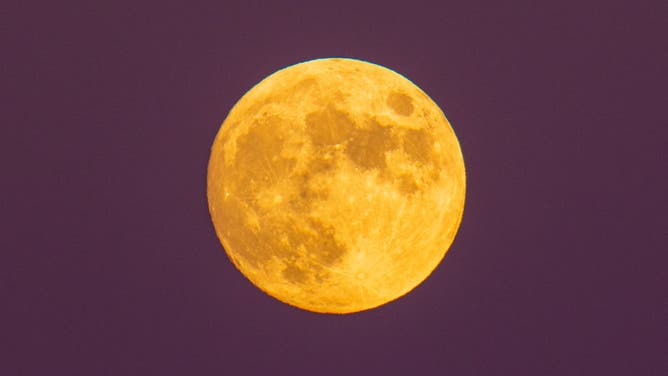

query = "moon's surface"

[{"left": 207, "top": 58, "right": 465, "bottom": 314}]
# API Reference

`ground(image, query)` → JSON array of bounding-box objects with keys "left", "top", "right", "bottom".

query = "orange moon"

[{"left": 207, "top": 58, "right": 465, "bottom": 313}]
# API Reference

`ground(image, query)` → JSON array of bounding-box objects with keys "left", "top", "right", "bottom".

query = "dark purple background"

[{"left": 3, "top": 1, "right": 664, "bottom": 374}]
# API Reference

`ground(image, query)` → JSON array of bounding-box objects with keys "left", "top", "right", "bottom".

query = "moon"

[{"left": 207, "top": 58, "right": 465, "bottom": 314}]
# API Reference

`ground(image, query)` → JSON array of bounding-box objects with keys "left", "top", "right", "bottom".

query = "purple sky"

[{"left": 3, "top": 1, "right": 664, "bottom": 375}]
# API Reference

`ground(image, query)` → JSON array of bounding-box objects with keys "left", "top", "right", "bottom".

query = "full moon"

[{"left": 207, "top": 58, "right": 465, "bottom": 314}]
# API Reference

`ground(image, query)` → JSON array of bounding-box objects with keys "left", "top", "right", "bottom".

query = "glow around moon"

[{"left": 207, "top": 58, "right": 465, "bottom": 314}]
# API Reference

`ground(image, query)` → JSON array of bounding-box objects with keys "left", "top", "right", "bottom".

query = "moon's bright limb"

[{"left": 207, "top": 58, "right": 465, "bottom": 314}]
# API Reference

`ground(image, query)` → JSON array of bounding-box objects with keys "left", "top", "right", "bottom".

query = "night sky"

[{"left": 3, "top": 1, "right": 664, "bottom": 375}]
